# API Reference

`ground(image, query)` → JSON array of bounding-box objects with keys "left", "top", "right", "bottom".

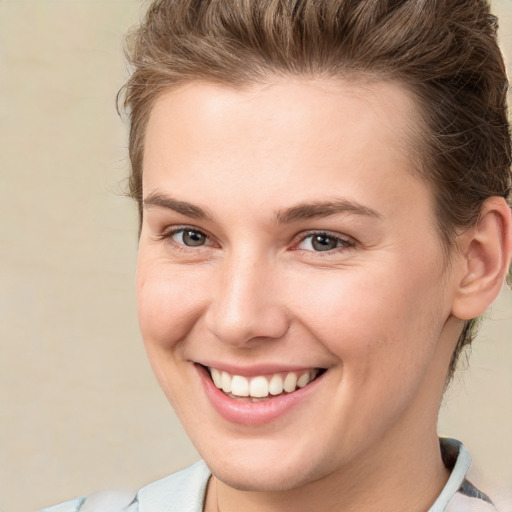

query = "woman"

[{"left": 42, "top": 0, "right": 512, "bottom": 510}]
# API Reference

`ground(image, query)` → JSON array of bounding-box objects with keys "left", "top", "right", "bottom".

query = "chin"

[
  {"left": 197, "top": 437, "right": 336, "bottom": 493},
  {"left": 209, "top": 459, "right": 319, "bottom": 492}
]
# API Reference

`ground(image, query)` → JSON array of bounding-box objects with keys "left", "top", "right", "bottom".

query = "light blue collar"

[
  {"left": 428, "top": 438, "right": 472, "bottom": 511},
  {"left": 137, "top": 460, "right": 210, "bottom": 512}
]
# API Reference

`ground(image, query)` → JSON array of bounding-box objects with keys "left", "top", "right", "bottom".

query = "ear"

[{"left": 451, "top": 197, "right": 512, "bottom": 320}]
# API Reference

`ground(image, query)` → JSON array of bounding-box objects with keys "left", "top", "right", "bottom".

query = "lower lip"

[{"left": 197, "top": 365, "right": 325, "bottom": 426}]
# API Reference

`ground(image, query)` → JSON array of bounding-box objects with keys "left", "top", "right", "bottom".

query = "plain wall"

[{"left": 0, "top": 1, "right": 511, "bottom": 511}]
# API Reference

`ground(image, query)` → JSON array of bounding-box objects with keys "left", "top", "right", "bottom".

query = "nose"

[{"left": 205, "top": 252, "right": 290, "bottom": 347}]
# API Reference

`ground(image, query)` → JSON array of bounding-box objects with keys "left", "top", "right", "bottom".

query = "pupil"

[
  {"left": 312, "top": 235, "right": 337, "bottom": 251},
  {"left": 183, "top": 230, "right": 205, "bottom": 246}
]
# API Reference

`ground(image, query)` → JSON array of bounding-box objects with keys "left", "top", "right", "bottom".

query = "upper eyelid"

[
  {"left": 294, "top": 230, "right": 355, "bottom": 244},
  {"left": 163, "top": 225, "right": 209, "bottom": 237},
  {"left": 291, "top": 231, "right": 356, "bottom": 255},
  {"left": 161, "top": 225, "right": 214, "bottom": 245}
]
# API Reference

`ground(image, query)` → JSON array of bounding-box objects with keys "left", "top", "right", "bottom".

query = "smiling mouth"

[{"left": 205, "top": 366, "right": 325, "bottom": 402}]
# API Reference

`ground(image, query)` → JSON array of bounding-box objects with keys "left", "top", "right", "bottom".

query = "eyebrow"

[
  {"left": 143, "top": 192, "right": 213, "bottom": 220},
  {"left": 143, "top": 192, "right": 381, "bottom": 223},
  {"left": 273, "top": 199, "right": 382, "bottom": 223}
]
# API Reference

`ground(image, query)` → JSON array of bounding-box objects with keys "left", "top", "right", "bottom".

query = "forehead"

[
  {"left": 142, "top": 78, "right": 432, "bottom": 228},
  {"left": 144, "top": 77, "right": 421, "bottom": 170}
]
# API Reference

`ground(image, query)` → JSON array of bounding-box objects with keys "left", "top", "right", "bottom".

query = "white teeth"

[
  {"left": 209, "top": 367, "right": 319, "bottom": 398},
  {"left": 268, "top": 374, "right": 284, "bottom": 395},
  {"left": 297, "top": 371, "right": 310, "bottom": 388},
  {"left": 210, "top": 368, "right": 222, "bottom": 388},
  {"left": 221, "top": 371, "right": 232, "bottom": 393},
  {"left": 231, "top": 375, "right": 249, "bottom": 396},
  {"left": 249, "top": 376, "right": 269, "bottom": 398},
  {"left": 283, "top": 372, "right": 297, "bottom": 392}
]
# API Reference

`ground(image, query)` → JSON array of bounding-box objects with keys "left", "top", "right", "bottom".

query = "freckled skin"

[{"left": 137, "top": 79, "right": 464, "bottom": 512}]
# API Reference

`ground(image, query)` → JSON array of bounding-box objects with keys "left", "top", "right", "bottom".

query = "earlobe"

[{"left": 451, "top": 197, "right": 512, "bottom": 320}]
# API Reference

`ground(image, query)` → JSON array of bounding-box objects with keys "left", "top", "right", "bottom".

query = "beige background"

[{"left": 0, "top": 1, "right": 511, "bottom": 511}]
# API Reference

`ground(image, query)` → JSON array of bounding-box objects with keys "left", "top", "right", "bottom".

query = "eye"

[
  {"left": 170, "top": 228, "right": 209, "bottom": 247},
  {"left": 297, "top": 232, "right": 354, "bottom": 252}
]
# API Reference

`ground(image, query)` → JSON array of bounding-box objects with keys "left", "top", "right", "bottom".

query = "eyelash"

[
  {"left": 293, "top": 231, "right": 356, "bottom": 255},
  {"left": 159, "top": 226, "right": 356, "bottom": 255},
  {"left": 158, "top": 226, "right": 216, "bottom": 252}
]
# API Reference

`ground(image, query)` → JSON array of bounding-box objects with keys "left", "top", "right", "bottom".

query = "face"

[{"left": 137, "top": 78, "right": 461, "bottom": 492}]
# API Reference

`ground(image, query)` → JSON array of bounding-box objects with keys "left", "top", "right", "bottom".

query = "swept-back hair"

[{"left": 119, "top": 0, "right": 511, "bottom": 380}]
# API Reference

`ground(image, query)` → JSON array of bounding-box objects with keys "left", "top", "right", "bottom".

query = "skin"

[{"left": 136, "top": 78, "right": 510, "bottom": 512}]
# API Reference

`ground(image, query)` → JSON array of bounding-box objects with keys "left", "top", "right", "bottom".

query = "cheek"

[
  {"left": 136, "top": 258, "right": 207, "bottom": 349},
  {"left": 291, "top": 261, "right": 446, "bottom": 371},
  {"left": 135, "top": 258, "right": 208, "bottom": 413}
]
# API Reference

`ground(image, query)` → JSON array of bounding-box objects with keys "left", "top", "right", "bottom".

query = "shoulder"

[
  {"left": 37, "top": 491, "right": 137, "bottom": 512},
  {"left": 446, "top": 491, "right": 498, "bottom": 512},
  {"left": 136, "top": 459, "right": 211, "bottom": 511},
  {"left": 36, "top": 461, "right": 211, "bottom": 512},
  {"left": 38, "top": 497, "right": 86, "bottom": 512}
]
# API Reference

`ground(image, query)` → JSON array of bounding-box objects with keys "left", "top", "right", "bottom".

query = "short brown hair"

[{"left": 119, "top": 0, "right": 512, "bottom": 380}]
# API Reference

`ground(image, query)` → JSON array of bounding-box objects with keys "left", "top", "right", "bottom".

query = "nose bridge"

[{"left": 207, "top": 246, "right": 289, "bottom": 345}]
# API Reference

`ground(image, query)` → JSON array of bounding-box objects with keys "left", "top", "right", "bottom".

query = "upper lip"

[{"left": 196, "top": 361, "right": 325, "bottom": 377}]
